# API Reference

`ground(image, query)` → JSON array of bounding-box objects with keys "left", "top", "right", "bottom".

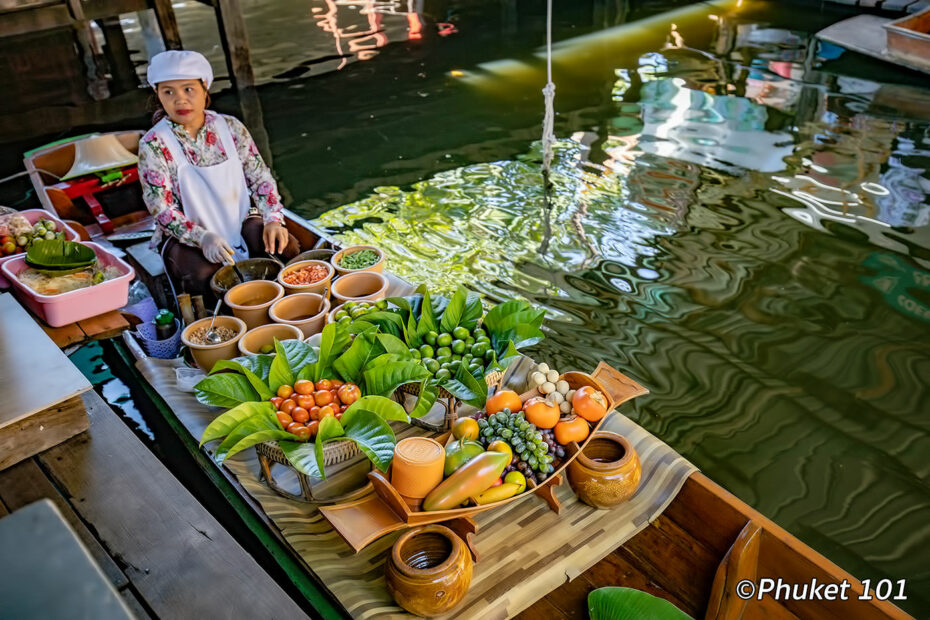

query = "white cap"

[{"left": 147, "top": 50, "right": 214, "bottom": 89}]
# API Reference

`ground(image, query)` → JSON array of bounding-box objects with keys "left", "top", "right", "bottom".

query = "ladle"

[{"left": 204, "top": 299, "right": 225, "bottom": 345}]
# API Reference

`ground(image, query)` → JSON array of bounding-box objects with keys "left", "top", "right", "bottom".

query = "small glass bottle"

[{"left": 154, "top": 309, "right": 176, "bottom": 340}]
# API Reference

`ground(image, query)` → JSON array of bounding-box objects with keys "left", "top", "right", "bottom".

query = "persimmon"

[
  {"left": 314, "top": 390, "right": 334, "bottom": 407},
  {"left": 554, "top": 415, "right": 589, "bottom": 445},
  {"left": 486, "top": 390, "right": 522, "bottom": 415},
  {"left": 287, "top": 422, "right": 310, "bottom": 441},
  {"left": 331, "top": 379, "right": 344, "bottom": 388},
  {"left": 315, "top": 379, "right": 333, "bottom": 391},
  {"left": 307, "top": 420, "right": 320, "bottom": 438},
  {"left": 572, "top": 386, "right": 608, "bottom": 422},
  {"left": 523, "top": 397, "right": 559, "bottom": 429},
  {"left": 296, "top": 394, "right": 315, "bottom": 410},
  {"left": 319, "top": 405, "right": 335, "bottom": 418},
  {"left": 292, "top": 407, "right": 310, "bottom": 424},
  {"left": 276, "top": 384, "right": 294, "bottom": 399},
  {"left": 294, "top": 379, "right": 314, "bottom": 395},
  {"left": 270, "top": 396, "right": 284, "bottom": 409},
  {"left": 286, "top": 421, "right": 305, "bottom": 434},
  {"left": 275, "top": 411, "right": 293, "bottom": 428},
  {"left": 280, "top": 399, "right": 296, "bottom": 414},
  {"left": 309, "top": 406, "right": 321, "bottom": 421},
  {"left": 337, "top": 383, "right": 360, "bottom": 405}
]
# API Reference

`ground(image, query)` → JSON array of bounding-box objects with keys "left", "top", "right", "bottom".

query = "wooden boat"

[{"left": 817, "top": 7, "right": 930, "bottom": 75}]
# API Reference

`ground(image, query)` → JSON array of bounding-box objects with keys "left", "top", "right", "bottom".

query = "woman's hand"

[
  {"left": 202, "top": 231, "right": 234, "bottom": 264},
  {"left": 263, "top": 222, "right": 289, "bottom": 254}
]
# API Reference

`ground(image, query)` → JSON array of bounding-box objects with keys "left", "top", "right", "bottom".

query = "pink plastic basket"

[
  {"left": 0, "top": 209, "right": 79, "bottom": 289},
  {"left": 1, "top": 241, "right": 135, "bottom": 327}
]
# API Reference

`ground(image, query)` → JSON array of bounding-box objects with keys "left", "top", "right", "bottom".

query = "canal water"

[{"left": 2, "top": 0, "right": 927, "bottom": 613}]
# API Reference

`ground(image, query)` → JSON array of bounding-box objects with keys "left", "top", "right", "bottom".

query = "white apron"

[{"left": 154, "top": 116, "right": 251, "bottom": 261}]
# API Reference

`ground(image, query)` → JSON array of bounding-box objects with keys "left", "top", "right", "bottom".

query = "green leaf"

[
  {"left": 25, "top": 239, "right": 96, "bottom": 269},
  {"left": 363, "top": 361, "right": 430, "bottom": 397},
  {"left": 278, "top": 441, "right": 322, "bottom": 479},
  {"left": 200, "top": 401, "right": 276, "bottom": 446},
  {"left": 377, "top": 333, "right": 413, "bottom": 357},
  {"left": 439, "top": 285, "right": 469, "bottom": 332},
  {"left": 194, "top": 374, "right": 261, "bottom": 409},
  {"left": 298, "top": 323, "right": 351, "bottom": 382},
  {"left": 269, "top": 338, "right": 319, "bottom": 391},
  {"left": 460, "top": 291, "right": 483, "bottom": 330},
  {"left": 210, "top": 359, "right": 273, "bottom": 401},
  {"left": 333, "top": 331, "right": 384, "bottom": 384},
  {"left": 230, "top": 353, "right": 274, "bottom": 382},
  {"left": 314, "top": 415, "right": 346, "bottom": 480},
  {"left": 220, "top": 429, "right": 296, "bottom": 463},
  {"left": 342, "top": 395, "right": 408, "bottom": 427},
  {"left": 416, "top": 287, "right": 439, "bottom": 338},
  {"left": 214, "top": 414, "right": 279, "bottom": 462},
  {"left": 357, "top": 311, "right": 404, "bottom": 338},
  {"left": 496, "top": 340, "right": 522, "bottom": 369},
  {"left": 454, "top": 363, "right": 489, "bottom": 408},
  {"left": 343, "top": 410, "right": 396, "bottom": 473},
  {"left": 408, "top": 380, "right": 438, "bottom": 419},
  {"left": 483, "top": 300, "right": 532, "bottom": 333},
  {"left": 588, "top": 587, "right": 692, "bottom": 620}
]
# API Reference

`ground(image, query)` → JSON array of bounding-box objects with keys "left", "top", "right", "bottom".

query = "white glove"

[{"left": 201, "top": 231, "right": 234, "bottom": 264}]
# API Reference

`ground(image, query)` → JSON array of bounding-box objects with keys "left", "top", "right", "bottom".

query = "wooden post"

[
  {"left": 137, "top": 9, "right": 167, "bottom": 58},
  {"left": 98, "top": 16, "right": 138, "bottom": 93},
  {"left": 214, "top": 0, "right": 255, "bottom": 89},
  {"left": 151, "top": 0, "right": 182, "bottom": 50}
]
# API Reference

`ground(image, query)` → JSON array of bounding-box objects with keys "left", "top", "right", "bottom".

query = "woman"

[{"left": 138, "top": 50, "right": 299, "bottom": 299}]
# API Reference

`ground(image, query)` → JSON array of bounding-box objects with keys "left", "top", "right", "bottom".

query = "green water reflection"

[{"left": 310, "top": 2, "right": 930, "bottom": 613}]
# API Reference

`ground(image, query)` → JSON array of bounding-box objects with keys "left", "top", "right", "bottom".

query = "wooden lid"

[{"left": 394, "top": 437, "right": 444, "bottom": 467}]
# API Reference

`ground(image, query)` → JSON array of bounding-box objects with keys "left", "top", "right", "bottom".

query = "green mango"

[{"left": 443, "top": 439, "right": 485, "bottom": 477}]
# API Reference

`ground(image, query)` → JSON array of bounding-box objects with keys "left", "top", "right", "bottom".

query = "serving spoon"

[{"left": 204, "top": 299, "right": 225, "bottom": 345}]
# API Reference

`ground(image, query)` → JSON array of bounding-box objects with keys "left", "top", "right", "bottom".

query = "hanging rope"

[{"left": 541, "top": 0, "right": 556, "bottom": 181}]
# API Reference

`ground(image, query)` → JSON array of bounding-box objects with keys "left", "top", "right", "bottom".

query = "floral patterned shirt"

[{"left": 138, "top": 110, "right": 283, "bottom": 248}]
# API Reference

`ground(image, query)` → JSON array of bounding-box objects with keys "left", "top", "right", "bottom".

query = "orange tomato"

[
  {"left": 275, "top": 411, "right": 293, "bottom": 428},
  {"left": 294, "top": 379, "right": 314, "bottom": 395},
  {"left": 554, "top": 415, "right": 589, "bottom": 445},
  {"left": 572, "top": 386, "right": 608, "bottom": 422},
  {"left": 337, "top": 383, "right": 360, "bottom": 406},
  {"left": 314, "top": 390, "right": 334, "bottom": 406},
  {"left": 486, "top": 390, "right": 522, "bottom": 415},
  {"left": 523, "top": 397, "right": 560, "bottom": 429},
  {"left": 286, "top": 421, "right": 305, "bottom": 434},
  {"left": 292, "top": 407, "right": 310, "bottom": 424},
  {"left": 287, "top": 422, "right": 310, "bottom": 441},
  {"left": 296, "top": 394, "right": 315, "bottom": 410},
  {"left": 309, "top": 406, "right": 321, "bottom": 421},
  {"left": 280, "top": 399, "right": 296, "bottom": 414},
  {"left": 319, "top": 405, "right": 335, "bottom": 418},
  {"left": 331, "top": 379, "right": 344, "bottom": 388},
  {"left": 315, "top": 379, "right": 333, "bottom": 391},
  {"left": 270, "top": 396, "right": 284, "bottom": 409},
  {"left": 307, "top": 420, "right": 320, "bottom": 438},
  {"left": 335, "top": 412, "right": 343, "bottom": 421},
  {"left": 276, "top": 384, "right": 294, "bottom": 399}
]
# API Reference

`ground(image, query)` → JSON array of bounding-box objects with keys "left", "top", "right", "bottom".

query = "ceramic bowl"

[
  {"left": 331, "top": 245, "right": 385, "bottom": 276},
  {"left": 385, "top": 525, "right": 473, "bottom": 617},
  {"left": 567, "top": 431, "right": 641, "bottom": 509},
  {"left": 269, "top": 293, "right": 330, "bottom": 338},
  {"left": 277, "top": 260, "right": 334, "bottom": 296},
  {"left": 238, "top": 323, "right": 304, "bottom": 356},
  {"left": 331, "top": 271, "right": 388, "bottom": 305},
  {"left": 210, "top": 258, "right": 282, "bottom": 299},
  {"left": 224, "top": 280, "right": 284, "bottom": 330},
  {"left": 181, "top": 315, "right": 247, "bottom": 372}
]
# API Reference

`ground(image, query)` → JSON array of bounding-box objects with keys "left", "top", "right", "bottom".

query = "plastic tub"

[
  {"left": 0, "top": 209, "right": 80, "bottom": 288},
  {"left": 1, "top": 241, "right": 135, "bottom": 327}
]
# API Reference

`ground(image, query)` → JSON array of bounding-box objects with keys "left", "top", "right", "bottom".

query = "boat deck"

[{"left": 0, "top": 389, "right": 311, "bottom": 619}]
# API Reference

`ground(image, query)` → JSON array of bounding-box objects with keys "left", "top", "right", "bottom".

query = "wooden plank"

[
  {"left": 592, "top": 549, "right": 693, "bottom": 614},
  {"left": 36, "top": 390, "right": 309, "bottom": 619},
  {"left": 119, "top": 588, "right": 152, "bottom": 619},
  {"left": 40, "top": 320, "right": 87, "bottom": 348},
  {"left": 516, "top": 593, "right": 570, "bottom": 619},
  {"left": 0, "top": 293, "right": 91, "bottom": 427},
  {"left": 0, "top": 458, "right": 128, "bottom": 589},
  {"left": 0, "top": 3, "right": 70, "bottom": 37},
  {"left": 77, "top": 310, "right": 130, "bottom": 341},
  {"left": 214, "top": 0, "right": 255, "bottom": 88},
  {"left": 705, "top": 521, "right": 762, "bottom": 620},
  {"left": 0, "top": 395, "right": 88, "bottom": 470},
  {"left": 817, "top": 15, "right": 930, "bottom": 75},
  {"left": 150, "top": 0, "right": 181, "bottom": 49}
]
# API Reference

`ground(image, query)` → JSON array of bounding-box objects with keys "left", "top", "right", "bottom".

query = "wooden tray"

[{"left": 319, "top": 362, "right": 648, "bottom": 556}]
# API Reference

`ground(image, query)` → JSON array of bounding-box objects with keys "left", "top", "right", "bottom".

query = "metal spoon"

[
  {"left": 204, "top": 299, "right": 225, "bottom": 345},
  {"left": 266, "top": 251, "right": 285, "bottom": 270}
]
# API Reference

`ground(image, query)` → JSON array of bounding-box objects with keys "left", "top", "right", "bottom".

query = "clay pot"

[
  {"left": 210, "top": 258, "right": 282, "bottom": 299},
  {"left": 277, "top": 260, "right": 334, "bottom": 297},
  {"left": 385, "top": 525, "right": 473, "bottom": 617},
  {"left": 391, "top": 437, "right": 445, "bottom": 508},
  {"left": 287, "top": 248, "right": 336, "bottom": 266},
  {"left": 567, "top": 431, "right": 641, "bottom": 509},
  {"left": 331, "top": 244, "right": 385, "bottom": 276},
  {"left": 181, "top": 315, "right": 247, "bottom": 372},
  {"left": 269, "top": 293, "right": 330, "bottom": 338},
  {"left": 238, "top": 323, "right": 304, "bottom": 356},
  {"left": 224, "top": 280, "right": 284, "bottom": 330},
  {"left": 331, "top": 271, "right": 388, "bottom": 305}
]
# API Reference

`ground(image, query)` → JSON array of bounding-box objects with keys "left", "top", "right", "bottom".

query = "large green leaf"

[
  {"left": 194, "top": 374, "right": 261, "bottom": 409},
  {"left": 220, "top": 429, "right": 296, "bottom": 463},
  {"left": 298, "top": 323, "right": 351, "bottom": 382},
  {"left": 314, "top": 415, "right": 346, "bottom": 480},
  {"left": 483, "top": 300, "right": 531, "bottom": 332},
  {"left": 357, "top": 311, "right": 404, "bottom": 338},
  {"left": 439, "top": 286, "right": 469, "bottom": 332},
  {"left": 588, "top": 587, "right": 692, "bottom": 620},
  {"left": 269, "top": 338, "right": 318, "bottom": 391},
  {"left": 278, "top": 441, "right": 322, "bottom": 479},
  {"left": 408, "top": 380, "right": 438, "bottom": 419},
  {"left": 200, "top": 401, "right": 275, "bottom": 446},
  {"left": 495, "top": 340, "right": 522, "bottom": 369},
  {"left": 377, "top": 333, "right": 412, "bottom": 356},
  {"left": 343, "top": 409, "right": 396, "bottom": 473},
  {"left": 342, "top": 395, "right": 408, "bottom": 427},
  {"left": 333, "top": 331, "right": 384, "bottom": 384},
  {"left": 454, "top": 364, "right": 489, "bottom": 408},
  {"left": 214, "top": 415, "right": 279, "bottom": 462},
  {"left": 210, "top": 359, "right": 273, "bottom": 401},
  {"left": 460, "top": 290, "right": 483, "bottom": 330},
  {"left": 25, "top": 239, "right": 96, "bottom": 269},
  {"left": 230, "top": 353, "right": 274, "bottom": 382},
  {"left": 363, "top": 361, "right": 430, "bottom": 397},
  {"left": 416, "top": 287, "right": 439, "bottom": 338}
]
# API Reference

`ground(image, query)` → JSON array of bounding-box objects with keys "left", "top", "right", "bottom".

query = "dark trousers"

[{"left": 162, "top": 216, "right": 300, "bottom": 302}]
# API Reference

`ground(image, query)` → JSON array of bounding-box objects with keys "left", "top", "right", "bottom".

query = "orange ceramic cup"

[{"left": 391, "top": 437, "right": 445, "bottom": 504}]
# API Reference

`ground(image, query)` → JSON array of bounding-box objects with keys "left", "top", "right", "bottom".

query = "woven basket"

[
  {"left": 256, "top": 438, "right": 362, "bottom": 503},
  {"left": 396, "top": 370, "right": 504, "bottom": 431}
]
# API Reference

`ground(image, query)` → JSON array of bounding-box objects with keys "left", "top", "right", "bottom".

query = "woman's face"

[{"left": 156, "top": 79, "right": 208, "bottom": 126}]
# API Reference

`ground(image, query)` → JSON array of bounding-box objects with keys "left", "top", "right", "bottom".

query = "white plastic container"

[
  {"left": 1, "top": 241, "right": 135, "bottom": 327},
  {"left": 0, "top": 209, "right": 80, "bottom": 288}
]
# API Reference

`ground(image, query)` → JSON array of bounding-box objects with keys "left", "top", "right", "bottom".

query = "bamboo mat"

[{"left": 137, "top": 357, "right": 697, "bottom": 619}]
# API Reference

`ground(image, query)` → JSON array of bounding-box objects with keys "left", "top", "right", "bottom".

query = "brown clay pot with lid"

[
  {"left": 567, "top": 430, "right": 641, "bottom": 509},
  {"left": 385, "top": 524, "right": 473, "bottom": 617}
]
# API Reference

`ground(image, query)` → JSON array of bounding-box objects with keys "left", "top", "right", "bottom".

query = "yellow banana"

[{"left": 471, "top": 482, "right": 523, "bottom": 505}]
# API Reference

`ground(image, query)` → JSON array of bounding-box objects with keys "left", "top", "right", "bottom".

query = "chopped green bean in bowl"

[{"left": 332, "top": 245, "right": 384, "bottom": 275}]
